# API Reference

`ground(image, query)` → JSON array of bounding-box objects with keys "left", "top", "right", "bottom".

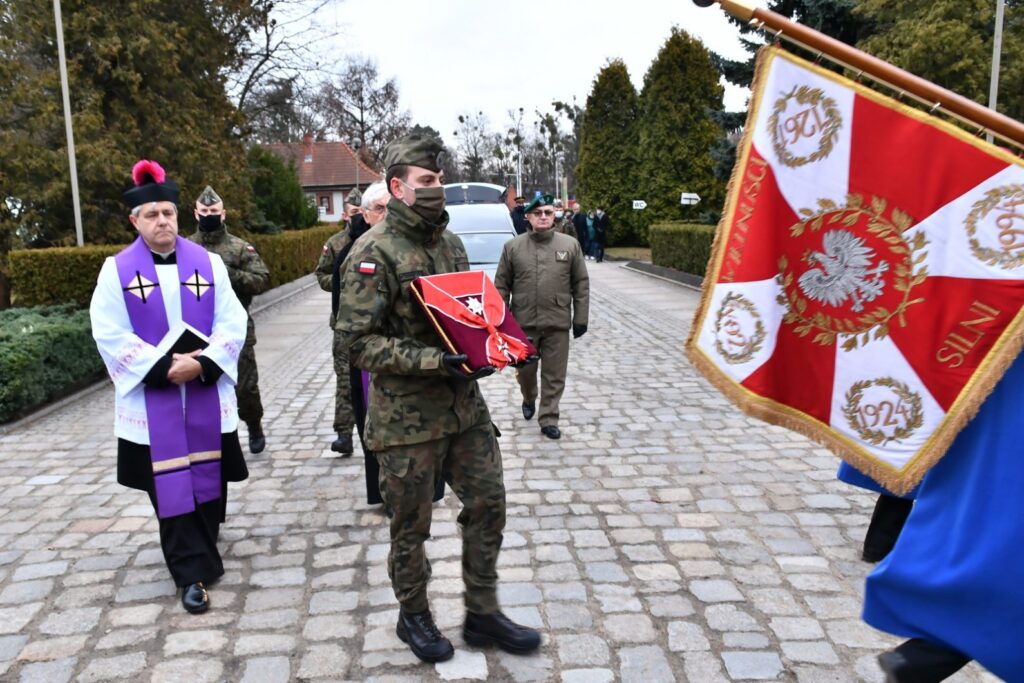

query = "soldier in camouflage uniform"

[
  {"left": 336, "top": 134, "right": 541, "bottom": 663},
  {"left": 315, "top": 187, "right": 370, "bottom": 455},
  {"left": 552, "top": 198, "right": 577, "bottom": 240},
  {"left": 189, "top": 186, "right": 271, "bottom": 453}
]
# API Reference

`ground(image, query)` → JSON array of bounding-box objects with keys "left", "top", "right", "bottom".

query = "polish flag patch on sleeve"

[{"left": 358, "top": 261, "right": 377, "bottom": 274}]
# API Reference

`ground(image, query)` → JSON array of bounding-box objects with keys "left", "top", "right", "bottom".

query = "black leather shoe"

[
  {"left": 396, "top": 609, "right": 454, "bottom": 663},
  {"left": 464, "top": 611, "right": 541, "bottom": 654},
  {"left": 522, "top": 402, "right": 536, "bottom": 420},
  {"left": 877, "top": 639, "right": 971, "bottom": 682},
  {"left": 247, "top": 422, "right": 266, "bottom": 454},
  {"left": 331, "top": 433, "right": 353, "bottom": 456},
  {"left": 181, "top": 582, "right": 209, "bottom": 614},
  {"left": 540, "top": 425, "right": 561, "bottom": 440}
]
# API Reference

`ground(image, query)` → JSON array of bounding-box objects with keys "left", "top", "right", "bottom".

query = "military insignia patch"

[
  {"left": 358, "top": 261, "right": 377, "bottom": 274},
  {"left": 556, "top": 251, "right": 569, "bottom": 262}
]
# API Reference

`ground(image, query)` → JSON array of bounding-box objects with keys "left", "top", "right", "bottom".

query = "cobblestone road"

[{"left": 0, "top": 262, "right": 1000, "bottom": 682}]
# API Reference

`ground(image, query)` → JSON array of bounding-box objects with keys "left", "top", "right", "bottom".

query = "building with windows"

[{"left": 265, "top": 134, "right": 382, "bottom": 222}]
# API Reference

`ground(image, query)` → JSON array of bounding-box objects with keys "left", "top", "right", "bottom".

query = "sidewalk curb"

[
  {"left": 620, "top": 260, "right": 704, "bottom": 292},
  {"left": 0, "top": 275, "right": 319, "bottom": 435}
]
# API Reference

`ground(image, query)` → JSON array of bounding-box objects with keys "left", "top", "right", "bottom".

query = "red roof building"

[{"left": 264, "top": 134, "right": 382, "bottom": 222}]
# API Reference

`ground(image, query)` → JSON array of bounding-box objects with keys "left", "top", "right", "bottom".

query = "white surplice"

[{"left": 89, "top": 250, "right": 248, "bottom": 444}]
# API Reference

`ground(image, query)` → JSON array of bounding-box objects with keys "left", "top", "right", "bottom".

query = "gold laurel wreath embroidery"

[
  {"left": 964, "top": 184, "right": 1024, "bottom": 270},
  {"left": 713, "top": 292, "right": 767, "bottom": 364},
  {"left": 768, "top": 85, "right": 842, "bottom": 168},
  {"left": 841, "top": 377, "right": 924, "bottom": 446},
  {"left": 775, "top": 194, "right": 929, "bottom": 351}
]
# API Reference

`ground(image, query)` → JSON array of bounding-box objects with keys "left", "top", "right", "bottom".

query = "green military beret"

[
  {"left": 382, "top": 134, "right": 446, "bottom": 172},
  {"left": 345, "top": 187, "right": 362, "bottom": 206},
  {"left": 524, "top": 194, "right": 555, "bottom": 214},
  {"left": 196, "top": 185, "right": 222, "bottom": 206}
]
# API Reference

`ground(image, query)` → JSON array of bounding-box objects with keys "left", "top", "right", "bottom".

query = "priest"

[{"left": 89, "top": 160, "right": 249, "bottom": 614}]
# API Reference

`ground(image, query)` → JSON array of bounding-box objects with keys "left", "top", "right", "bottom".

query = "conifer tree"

[
  {"left": 576, "top": 59, "right": 641, "bottom": 245},
  {"left": 636, "top": 28, "right": 725, "bottom": 231}
]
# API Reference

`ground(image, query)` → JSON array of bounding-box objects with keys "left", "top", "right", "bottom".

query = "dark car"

[{"left": 444, "top": 182, "right": 506, "bottom": 206}]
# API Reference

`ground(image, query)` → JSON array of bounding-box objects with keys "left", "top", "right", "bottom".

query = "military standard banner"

[{"left": 686, "top": 46, "right": 1024, "bottom": 494}]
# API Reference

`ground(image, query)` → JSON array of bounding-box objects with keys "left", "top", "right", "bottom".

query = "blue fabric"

[
  {"left": 863, "top": 351, "right": 1024, "bottom": 682},
  {"left": 837, "top": 462, "right": 918, "bottom": 499}
]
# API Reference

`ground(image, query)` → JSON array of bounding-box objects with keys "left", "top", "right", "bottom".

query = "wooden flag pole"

[{"left": 693, "top": 0, "right": 1024, "bottom": 148}]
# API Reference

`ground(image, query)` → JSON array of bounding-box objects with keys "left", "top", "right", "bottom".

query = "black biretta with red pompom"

[{"left": 122, "top": 160, "right": 180, "bottom": 208}]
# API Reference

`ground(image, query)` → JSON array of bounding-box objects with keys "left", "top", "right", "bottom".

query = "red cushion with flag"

[
  {"left": 686, "top": 46, "right": 1024, "bottom": 495},
  {"left": 412, "top": 271, "right": 536, "bottom": 372}
]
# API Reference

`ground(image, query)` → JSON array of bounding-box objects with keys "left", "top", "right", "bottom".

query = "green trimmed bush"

[
  {"left": 9, "top": 224, "right": 340, "bottom": 306},
  {"left": 0, "top": 305, "right": 104, "bottom": 422},
  {"left": 649, "top": 221, "right": 716, "bottom": 276}
]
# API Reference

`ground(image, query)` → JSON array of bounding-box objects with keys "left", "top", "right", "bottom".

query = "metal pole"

[
  {"left": 53, "top": 0, "right": 84, "bottom": 246},
  {"left": 516, "top": 153, "right": 522, "bottom": 197},
  {"left": 987, "top": 0, "right": 1005, "bottom": 144}
]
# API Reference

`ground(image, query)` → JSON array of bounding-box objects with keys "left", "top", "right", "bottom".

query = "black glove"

[
  {"left": 573, "top": 324, "right": 588, "bottom": 339},
  {"left": 442, "top": 353, "right": 496, "bottom": 380},
  {"left": 511, "top": 353, "right": 540, "bottom": 368}
]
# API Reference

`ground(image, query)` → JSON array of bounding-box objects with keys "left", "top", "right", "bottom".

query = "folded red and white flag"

[{"left": 687, "top": 46, "right": 1024, "bottom": 494}]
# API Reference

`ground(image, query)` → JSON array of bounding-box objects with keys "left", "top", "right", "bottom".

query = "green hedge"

[
  {"left": 9, "top": 224, "right": 340, "bottom": 307},
  {"left": 649, "top": 221, "right": 716, "bottom": 277},
  {"left": 0, "top": 305, "right": 105, "bottom": 422}
]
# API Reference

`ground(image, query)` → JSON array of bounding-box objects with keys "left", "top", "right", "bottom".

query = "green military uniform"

[
  {"left": 553, "top": 216, "right": 577, "bottom": 240},
  {"left": 495, "top": 198, "right": 589, "bottom": 431},
  {"left": 336, "top": 136, "right": 505, "bottom": 616},
  {"left": 315, "top": 189, "right": 364, "bottom": 439},
  {"left": 188, "top": 201, "right": 270, "bottom": 427}
]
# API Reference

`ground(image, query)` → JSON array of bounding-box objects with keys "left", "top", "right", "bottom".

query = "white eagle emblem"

[
  {"left": 798, "top": 229, "right": 889, "bottom": 312},
  {"left": 464, "top": 297, "right": 484, "bottom": 316}
]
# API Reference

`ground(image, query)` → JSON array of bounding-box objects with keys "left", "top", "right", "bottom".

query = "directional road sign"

[
  {"left": 632, "top": 200, "right": 647, "bottom": 210},
  {"left": 680, "top": 192, "right": 701, "bottom": 206}
]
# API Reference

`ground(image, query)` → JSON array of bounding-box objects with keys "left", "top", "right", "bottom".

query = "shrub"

[
  {"left": 248, "top": 146, "right": 320, "bottom": 231},
  {"left": 0, "top": 305, "right": 104, "bottom": 422},
  {"left": 649, "top": 221, "right": 716, "bottom": 276},
  {"left": 9, "top": 225, "right": 341, "bottom": 306}
]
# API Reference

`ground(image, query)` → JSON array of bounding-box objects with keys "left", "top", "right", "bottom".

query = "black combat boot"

[
  {"left": 862, "top": 494, "right": 914, "bottom": 562},
  {"left": 331, "top": 432, "right": 353, "bottom": 456},
  {"left": 877, "top": 638, "right": 971, "bottom": 682},
  {"left": 247, "top": 422, "right": 265, "bottom": 454},
  {"left": 396, "top": 609, "right": 454, "bottom": 663},
  {"left": 522, "top": 401, "right": 536, "bottom": 420},
  {"left": 463, "top": 611, "right": 541, "bottom": 654}
]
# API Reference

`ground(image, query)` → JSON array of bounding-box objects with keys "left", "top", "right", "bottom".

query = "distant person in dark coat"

[
  {"left": 572, "top": 207, "right": 590, "bottom": 255},
  {"left": 592, "top": 208, "right": 609, "bottom": 263}
]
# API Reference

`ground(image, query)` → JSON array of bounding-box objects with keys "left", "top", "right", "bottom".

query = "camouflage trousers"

[
  {"left": 237, "top": 317, "right": 263, "bottom": 424},
  {"left": 332, "top": 329, "right": 355, "bottom": 434},
  {"left": 517, "top": 327, "right": 570, "bottom": 428},
  {"left": 376, "top": 413, "right": 506, "bottom": 614}
]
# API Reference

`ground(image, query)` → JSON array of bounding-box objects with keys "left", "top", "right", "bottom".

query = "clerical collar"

[{"left": 151, "top": 249, "right": 176, "bottom": 264}]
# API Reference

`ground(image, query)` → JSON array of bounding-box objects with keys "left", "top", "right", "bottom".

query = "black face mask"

[
  {"left": 198, "top": 214, "right": 222, "bottom": 232},
  {"left": 350, "top": 213, "right": 369, "bottom": 237}
]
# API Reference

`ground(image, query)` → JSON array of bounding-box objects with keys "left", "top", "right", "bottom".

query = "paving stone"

[
  {"left": 603, "top": 613, "right": 657, "bottom": 643},
  {"left": 0, "top": 580, "right": 52, "bottom": 605},
  {"left": 296, "top": 644, "right": 350, "bottom": 678},
  {"left": 0, "top": 604, "right": 42, "bottom": 635},
  {"left": 77, "top": 651, "right": 147, "bottom": 682},
  {"left": 722, "top": 651, "right": 786, "bottom": 680},
  {"left": 17, "top": 657, "right": 77, "bottom": 683},
  {"left": 249, "top": 567, "right": 305, "bottom": 588},
  {"left": 770, "top": 616, "right": 826, "bottom": 640},
  {"left": 108, "top": 604, "right": 163, "bottom": 627},
  {"left": 561, "top": 669, "right": 614, "bottom": 683},
  {"left": 557, "top": 634, "right": 609, "bottom": 665},
  {"left": 668, "top": 621, "right": 711, "bottom": 651},
  {"left": 16, "top": 636, "right": 88, "bottom": 662},
  {"left": 163, "top": 630, "right": 228, "bottom": 656},
  {"left": 436, "top": 649, "right": 488, "bottom": 680},
  {"left": 37, "top": 607, "right": 101, "bottom": 636},
  {"left": 618, "top": 645, "right": 675, "bottom": 683},
  {"left": 96, "top": 627, "right": 158, "bottom": 650},
  {"left": 309, "top": 590, "right": 359, "bottom": 614},
  {"left": 303, "top": 614, "right": 358, "bottom": 640},
  {"left": 690, "top": 579, "right": 744, "bottom": 602},
  {"left": 782, "top": 640, "right": 841, "bottom": 664},
  {"left": 496, "top": 651, "right": 553, "bottom": 682},
  {"left": 151, "top": 657, "right": 223, "bottom": 683},
  {"left": 240, "top": 655, "right": 291, "bottom": 683},
  {"left": 545, "top": 602, "right": 593, "bottom": 630},
  {"left": 234, "top": 634, "right": 297, "bottom": 656}
]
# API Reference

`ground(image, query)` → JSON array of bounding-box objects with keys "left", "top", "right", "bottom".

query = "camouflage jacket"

[
  {"left": 553, "top": 217, "right": 577, "bottom": 240},
  {"left": 494, "top": 228, "right": 589, "bottom": 331},
  {"left": 188, "top": 227, "right": 270, "bottom": 309},
  {"left": 336, "top": 199, "right": 491, "bottom": 450},
  {"left": 316, "top": 225, "right": 354, "bottom": 328}
]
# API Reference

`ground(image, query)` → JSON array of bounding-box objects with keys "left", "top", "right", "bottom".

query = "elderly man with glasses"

[{"left": 494, "top": 193, "right": 590, "bottom": 440}]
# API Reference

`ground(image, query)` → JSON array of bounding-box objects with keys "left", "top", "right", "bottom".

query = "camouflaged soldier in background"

[
  {"left": 315, "top": 187, "right": 370, "bottom": 455},
  {"left": 336, "top": 133, "right": 541, "bottom": 664},
  {"left": 189, "top": 186, "right": 271, "bottom": 453},
  {"left": 551, "top": 198, "right": 578, "bottom": 240}
]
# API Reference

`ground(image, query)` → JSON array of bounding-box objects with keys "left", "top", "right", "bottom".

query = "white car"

[{"left": 445, "top": 203, "right": 516, "bottom": 281}]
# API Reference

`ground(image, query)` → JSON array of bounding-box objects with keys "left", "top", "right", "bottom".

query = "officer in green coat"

[
  {"left": 315, "top": 187, "right": 370, "bottom": 455},
  {"left": 189, "top": 186, "right": 271, "bottom": 453},
  {"left": 336, "top": 134, "right": 541, "bottom": 664},
  {"left": 494, "top": 193, "right": 590, "bottom": 440}
]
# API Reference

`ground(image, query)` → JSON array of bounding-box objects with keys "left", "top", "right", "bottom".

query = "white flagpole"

[
  {"left": 986, "top": 0, "right": 1005, "bottom": 144},
  {"left": 53, "top": 0, "right": 84, "bottom": 246}
]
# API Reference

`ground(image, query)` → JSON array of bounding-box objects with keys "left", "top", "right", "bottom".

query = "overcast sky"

[{"left": 316, "top": 0, "right": 769, "bottom": 141}]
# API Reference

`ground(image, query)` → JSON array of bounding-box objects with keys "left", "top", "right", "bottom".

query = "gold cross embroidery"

[
  {"left": 123, "top": 271, "right": 158, "bottom": 303},
  {"left": 181, "top": 269, "right": 212, "bottom": 301}
]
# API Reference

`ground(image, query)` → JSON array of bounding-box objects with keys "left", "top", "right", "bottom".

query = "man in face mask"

[
  {"left": 551, "top": 198, "right": 577, "bottom": 240},
  {"left": 316, "top": 187, "right": 370, "bottom": 455},
  {"left": 189, "top": 186, "right": 271, "bottom": 453},
  {"left": 336, "top": 134, "right": 541, "bottom": 664}
]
